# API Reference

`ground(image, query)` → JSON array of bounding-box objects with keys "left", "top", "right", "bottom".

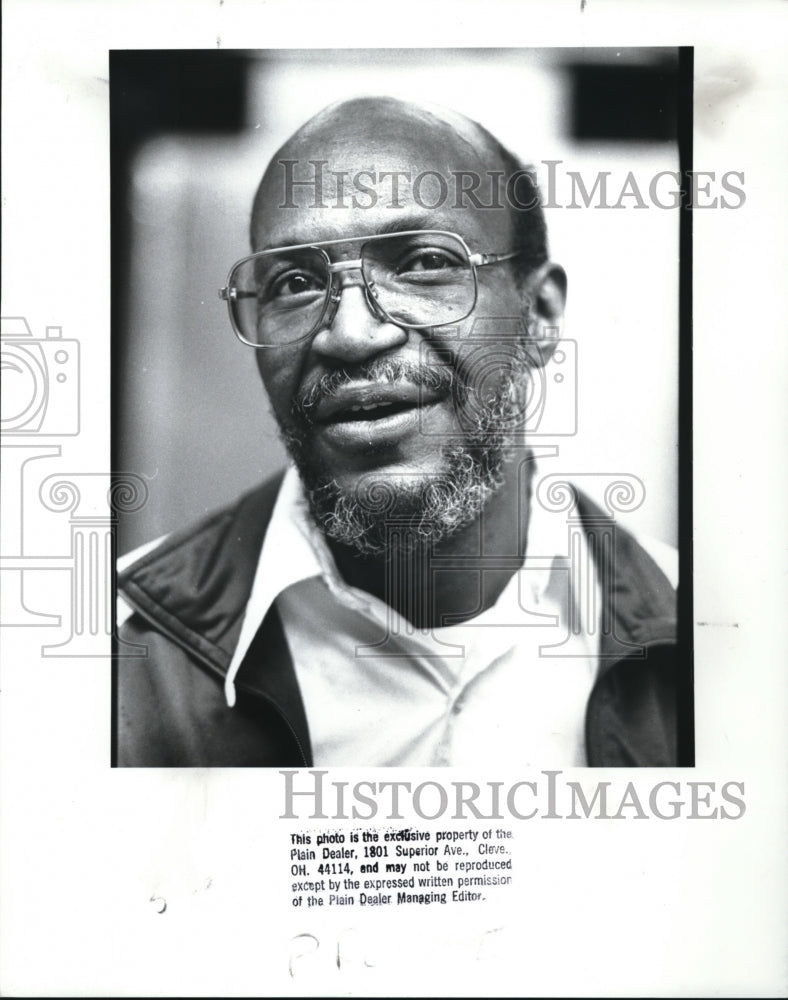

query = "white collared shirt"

[{"left": 225, "top": 466, "right": 602, "bottom": 767}]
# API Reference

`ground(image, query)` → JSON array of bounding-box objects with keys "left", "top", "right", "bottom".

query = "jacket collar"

[
  {"left": 119, "top": 475, "right": 284, "bottom": 680},
  {"left": 119, "top": 473, "right": 678, "bottom": 767}
]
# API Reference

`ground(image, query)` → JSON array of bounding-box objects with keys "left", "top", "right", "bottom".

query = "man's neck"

[{"left": 328, "top": 450, "right": 535, "bottom": 629}]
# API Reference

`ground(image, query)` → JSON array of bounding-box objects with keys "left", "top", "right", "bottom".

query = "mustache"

[{"left": 292, "top": 358, "right": 460, "bottom": 425}]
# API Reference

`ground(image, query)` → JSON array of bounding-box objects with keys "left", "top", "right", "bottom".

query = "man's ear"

[{"left": 522, "top": 263, "right": 567, "bottom": 368}]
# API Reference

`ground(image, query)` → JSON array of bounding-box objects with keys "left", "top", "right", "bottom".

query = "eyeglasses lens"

[{"left": 228, "top": 233, "right": 475, "bottom": 346}]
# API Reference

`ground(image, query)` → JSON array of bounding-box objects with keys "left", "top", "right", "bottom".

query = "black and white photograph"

[{"left": 113, "top": 47, "right": 692, "bottom": 769}]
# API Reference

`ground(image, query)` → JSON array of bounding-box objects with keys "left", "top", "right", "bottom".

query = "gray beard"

[{"left": 278, "top": 346, "right": 533, "bottom": 557}]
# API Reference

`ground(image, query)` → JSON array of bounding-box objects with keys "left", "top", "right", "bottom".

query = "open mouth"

[
  {"left": 328, "top": 399, "right": 417, "bottom": 423},
  {"left": 313, "top": 380, "right": 443, "bottom": 424},
  {"left": 309, "top": 379, "right": 445, "bottom": 449}
]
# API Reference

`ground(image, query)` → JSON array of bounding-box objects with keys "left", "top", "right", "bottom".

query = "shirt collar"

[
  {"left": 224, "top": 459, "right": 575, "bottom": 707},
  {"left": 224, "top": 465, "right": 381, "bottom": 705},
  {"left": 224, "top": 466, "right": 320, "bottom": 706}
]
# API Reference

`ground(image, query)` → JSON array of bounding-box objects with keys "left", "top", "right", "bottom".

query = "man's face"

[{"left": 251, "top": 105, "right": 536, "bottom": 552}]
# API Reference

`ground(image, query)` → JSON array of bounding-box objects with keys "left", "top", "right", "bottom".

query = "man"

[{"left": 116, "top": 97, "right": 682, "bottom": 767}]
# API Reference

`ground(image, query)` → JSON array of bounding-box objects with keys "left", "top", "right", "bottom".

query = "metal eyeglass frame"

[{"left": 219, "top": 229, "right": 519, "bottom": 348}]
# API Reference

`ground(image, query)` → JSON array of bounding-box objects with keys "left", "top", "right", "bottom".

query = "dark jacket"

[{"left": 115, "top": 474, "right": 686, "bottom": 767}]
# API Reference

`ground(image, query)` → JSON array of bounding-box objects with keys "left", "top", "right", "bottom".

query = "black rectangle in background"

[
  {"left": 568, "top": 58, "right": 679, "bottom": 141},
  {"left": 677, "top": 46, "right": 695, "bottom": 765}
]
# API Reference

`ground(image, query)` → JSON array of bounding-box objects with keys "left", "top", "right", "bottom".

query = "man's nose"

[{"left": 310, "top": 280, "right": 407, "bottom": 364}]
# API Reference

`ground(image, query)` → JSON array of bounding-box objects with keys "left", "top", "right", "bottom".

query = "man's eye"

[
  {"left": 398, "top": 249, "right": 459, "bottom": 273},
  {"left": 268, "top": 270, "right": 325, "bottom": 299}
]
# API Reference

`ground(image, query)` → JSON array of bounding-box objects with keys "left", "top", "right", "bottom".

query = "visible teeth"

[{"left": 349, "top": 401, "right": 393, "bottom": 412}]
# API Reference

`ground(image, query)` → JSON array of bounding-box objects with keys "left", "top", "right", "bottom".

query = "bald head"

[
  {"left": 278, "top": 96, "right": 505, "bottom": 167},
  {"left": 250, "top": 96, "right": 548, "bottom": 274}
]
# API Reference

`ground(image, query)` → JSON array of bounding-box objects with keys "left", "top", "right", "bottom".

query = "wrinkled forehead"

[{"left": 250, "top": 102, "right": 515, "bottom": 252}]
